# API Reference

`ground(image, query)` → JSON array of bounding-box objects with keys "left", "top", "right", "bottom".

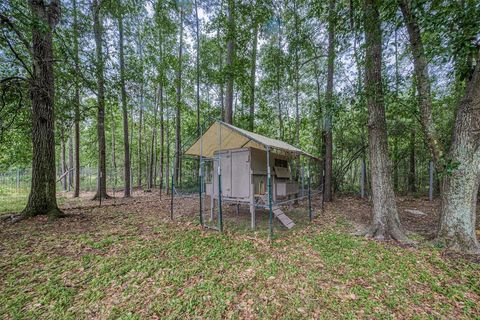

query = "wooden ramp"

[
  {"left": 259, "top": 195, "right": 295, "bottom": 229},
  {"left": 273, "top": 206, "right": 295, "bottom": 229}
]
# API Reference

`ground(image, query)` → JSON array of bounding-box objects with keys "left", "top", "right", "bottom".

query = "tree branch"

[{"left": 0, "top": 13, "right": 33, "bottom": 56}]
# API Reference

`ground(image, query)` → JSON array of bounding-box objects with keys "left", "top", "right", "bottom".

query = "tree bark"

[
  {"left": 408, "top": 129, "right": 416, "bottom": 193},
  {"left": 22, "top": 0, "right": 62, "bottom": 218},
  {"left": 249, "top": 20, "right": 257, "bottom": 131},
  {"left": 195, "top": 0, "right": 201, "bottom": 134},
  {"left": 324, "top": 0, "right": 336, "bottom": 202},
  {"left": 73, "top": 0, "right": 81, "bottom": 197},
  {"left": 137, "top": 38, "right": 144, "bottom": 190},
  {"left": 276, "top": 18, "right": 284, "bottom": 140},
  {"left": 68, "top": 128, "right": 73, "bottom": 191},
  {"left": 118, "top": 14, "right": 131, "bottom": 197},
  {"left": 92, "top": 0, "right": 109, "bottom": 200},
  {"left": 293, "top": 0, "right": 300, "bottom": 147},
  {"left": 437, "top": 50, "right": 480, "bottom": 253},
  {"left": 157, "top": 27, "right": 165, "bottom": 195},
  {"left": 174, "top": 7, "right": 183, "bottom": 185},
  {"left": 149, "top": 85, "right": 159, "bottom": 189},
  {"left": 224, "top": 0, "right": 235, "bottom": 124},
  {"left": 60, "top": 126, "right": 67, "bottom": 191},
  {"left": 159, "top": 83, "right": 164, "bottom": 194},
  {"left": 361, "top": 0, "right": 408, "bottom": 242}
]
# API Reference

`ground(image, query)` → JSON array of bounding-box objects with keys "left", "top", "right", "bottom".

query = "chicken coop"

[{"left": 178, "top": 121, "right": 320, "bottom": 238}]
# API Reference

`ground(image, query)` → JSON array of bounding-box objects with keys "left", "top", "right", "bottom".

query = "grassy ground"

[
  {"left": 0, "top": 187, "right": 66, "bottom": 213},
  {"left": 0, "top": 193, "right": 479, "bottom": 319}
]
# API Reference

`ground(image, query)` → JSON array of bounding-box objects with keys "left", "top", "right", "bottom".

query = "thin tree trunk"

[
  {"left": 158, "top": 29, "right": 165, "bottom": 195},
  {"left": 111, "top": 103, "right": 117, "bottom": 191},
  {"left": 324, "top": 0, "right": 336, "bottom": 202},
  {"left": 194, "top": 0, "right": 201, "bottom": 182},
  {"left": 73, "top": 0, "right": 81, "bottom": 197},
  {"left": 217, "top": 1, "right": 225, "bottom": 121},
  {"left": 92, "top": 0, "right": 109, "bottom": 200},
  {"left": 166, "top": 103, "right": 170, "bottom": 195},
  {"left": 224, "top": 0, "right": 235, "bottom": 124},
  {"left": 408, "top": 129, "right": 416, "bottom": 193},
  {"left": 276, "top": 18, "right": 284, "bottom": 140},
  {"left": 174, "top": 7, "right": 184, "bottom": 185},
  {"left": 249, "top": 17, "right": 258, "bottom": 131},
  {"left": 393, "top": 137, "right": 399, "bottom": 191},
  {"left": 360, "top": 0, "right": 408, "bottom": 242},
  {"left": 313, "top": 52, "right": 322, "bottom": 155},
  {"left": 22, "top": 0, "right": 62, "bottom": 218},
  {"left": 398, "top": 0, "right": 444, "bottom": 168},
  {"left": 150, "top": 85, "right": 159, "bottom": 189},
  {"left": 137, "top": 39, "right": 144, "bottom": 190},
  {"left": 68, "top": 129, "right": 73, "bottom": 191},
  {"left": 118, "top": 14, "right": 131, "bottom": 197},
  {"left": 195, "top": 0, "right": 201, "bottom": 133},
  {"left": 294, "top": 0, "right": 300, "bottom": 147},
  {"left": 60, "top": 126, "right": 67, "bottom": 191}
]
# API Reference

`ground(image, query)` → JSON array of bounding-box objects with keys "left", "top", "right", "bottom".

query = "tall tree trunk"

[
  {"left": 137, "top": 39, "right": 144, "bottom": 190},
  {"left": 224, "top": 0, "right": 235, "bottom": 124},
  {"left": 324, "top": 0, "right": 336, "bottom": 202},
  {"left": 276, "top": 18, "right": 284, "bottom": 140},
  {"left": 195, "top": 0, "right": 201, "bottom": 133},
  {"left": 150, "top": 85, "right": 159, "bottom": 189},
  {"left": 437, "top": 51, "right": 480, "bottom": 253},
  {"left": 174, "top": 7, "right": 183, "bottom": 185},
  {"left": 22, "top": 0, "right": 62, "bottom": 218},
  {"left": 294, "top": 0, "right": 300, "bottom": 146},
  {"left": 393, "top": 137, "right": 399, "bottom": 191},
  {"left": 361, "top": 0, "right": 408, "bottom": 242},
  {"left": 73, "top": 0, "right": 81, "bottom": 197},
  {"left": 400, "top": 0, "right": 480, "bottom": 252},
  {"left": 249, "top": 20, "right": 258, "bottom": 131},
  {"left": 68, "top": 129, "right": 73, "bottom": 191},
  {"left": 217, "top": 1, "right": 225, "bottom": 120},
  {"left": 158, "top": 28, "right": 165, "bottom": 195},
  {"left": 166, "top": 103, "right": 170, "bottom": 195},
  {"left": 111, "top": 103, "right": 117, "bottom": 190},
  {"left": 408, "top": 129, "right": 416, "bottom": 193},
  {"left": 60, "top": 126, "right": 67, "bottom": 191},
  {"left": 313, "top": 52, "right": 322, "bottom": 155},
  {"left": 159, "top": 84, "right": 164, "bottom": 194},
  {"left": 118, "top": 14, "right": 131, "bottom": 197},
  {"left": 398, "top": 0, "right": 444, "bottom": 168},
  {"left": 92, "top": 0, "right": 109, "bottom": 200}
]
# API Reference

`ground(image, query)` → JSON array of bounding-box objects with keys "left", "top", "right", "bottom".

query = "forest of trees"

[{"left": 0, "top": 0, "right": 479, "bottom": 252}]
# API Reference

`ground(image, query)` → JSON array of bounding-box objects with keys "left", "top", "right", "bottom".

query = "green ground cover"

[{"left": 0, "top": 195, "right": 479, "bottom": 319}]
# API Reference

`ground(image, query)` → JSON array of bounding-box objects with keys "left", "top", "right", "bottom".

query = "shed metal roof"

[{"left": 185, "top": 121, "right": 318, "bottom": 159}]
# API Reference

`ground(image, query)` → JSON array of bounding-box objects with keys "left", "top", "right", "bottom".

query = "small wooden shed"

[{"left": 185, "top": 121, "right": 317, "bottom": 230}]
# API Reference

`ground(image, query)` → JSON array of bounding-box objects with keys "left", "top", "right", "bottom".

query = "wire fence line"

[{"left": 0, "top": 166, "right": 170, "bottom": 194}]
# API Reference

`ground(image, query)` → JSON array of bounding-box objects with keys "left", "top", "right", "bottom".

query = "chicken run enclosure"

[{"left": 170, "top": 121, "right": 323, "bottom": 239}]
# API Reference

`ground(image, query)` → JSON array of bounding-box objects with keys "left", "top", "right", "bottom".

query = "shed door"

[
  {"left": 231, "top": 150, "right": 250, "bottom": 198},
  {"left": 220, "top": 152, "right": 232, "bottom": 197}
]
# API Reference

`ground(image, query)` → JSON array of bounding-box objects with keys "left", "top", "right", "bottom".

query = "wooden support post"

[
  {"left": 267, "top": 146, "right": 273, "bottom": 241},
  {"left": 250, "top": 167, "right": 255, "bottom": 229},
  {"left": 218, "top": 163, "right": 223, "bottom": 232}
]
